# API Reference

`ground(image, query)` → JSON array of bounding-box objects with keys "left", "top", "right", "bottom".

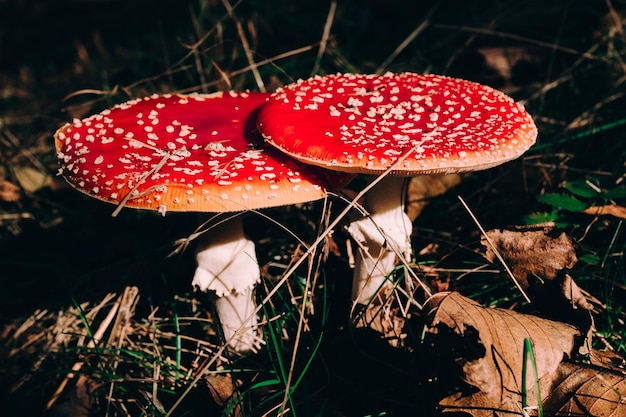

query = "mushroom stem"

[
  {"left": 192, "top": 215, "right": 262, "bottom": 353},
  {"left": 212, "top": 287, "right": 261, "bottom": 353},
  {"left": 348, "top": 175, "right": 412, "bottom": 305}
]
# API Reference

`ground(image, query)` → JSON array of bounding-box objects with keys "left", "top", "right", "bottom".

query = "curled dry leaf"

[
  {"left": 205, "top": 373, "right": 240, "bottom": 415},
  {"left": 482, "top": 224, "right": 578, "bottom": 286},
  {"left": 583, "top": 204, "right": 626, "bottom": 219},
  {"left": 422, "top": 291, "right": 585, "bottom": 416},
  {"left": 482, "top": 225, "right": 593, "bottom": 330}
]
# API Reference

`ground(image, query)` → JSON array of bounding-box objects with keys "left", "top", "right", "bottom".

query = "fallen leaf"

[
  {"left": 45, "top": 374, "right": 94, "bottom": 417},
  {"left": 583, "top": 204, "right": 626, "bottom": 219},
  {"left": 480, "top": 47, "right": 531, "bottom": 81},
  {"left": 482, "top": 225, "right": 593, "bottom": 329},
  {"left": 482, "top": 225, "right": 578, "bottom": 286},
  {"left": 353, "top": 287, "right": 406, "bottom": 347},
  {"left": 0, "top": 179, "right": 21, "bottom": 202},
  {"left": 542, "top": 361, "right": 626, "bottom": 416},
  {"left": 13, "top": 165, "right": 52, "bottom": 194},
  {"left": 447, "top": 46, "right": 546, "bottom": 92},
  {"left": 205, "top": 373, "right": 238, "bottom": 409},
  {"left": 423, "top": 292, "right": 584, "bottom": 415},
  {"left": 406, "top": 173, "right": 462, "bottom": 221}
]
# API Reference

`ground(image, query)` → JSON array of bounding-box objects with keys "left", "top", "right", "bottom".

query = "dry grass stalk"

[{"left": 46, "top": 290, "right": 124, "bottom": 410}]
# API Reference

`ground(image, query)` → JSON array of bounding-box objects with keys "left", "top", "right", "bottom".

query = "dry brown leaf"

[
  {"left": 204, "top": 372, "right": 249, "bottom": 417},
  {"left": 543, "top": 361, "right": 626, "bottom": 416},
  {"left": 423, "top": 292, "right": 584, "bottom": 415},
  {"left": 353, "top": 284, "right": 406, "bottom": 347},
  {"left": 0, "top": 179, "right": 21, "bottom": 202},
  {"left": 205, "top": 373, "right": 239, "bottom": 411},
  {"left": 482, "top": 225, "right": 593, "bottom": 330},
  {"left": 478, "top": 46, "right": 538, "bottom": 83},
  {"left": 406, "top": 173, "right": 462, "bottom": 221},
  {"left": 483, "top": 225, "right": 578, "bottom": 286},
  {"left": 46, "top": 375, "right": 95, "bottom": 417},
  {"left": 447, "top": 46, "right": 546, "bottom": 93},
  {"left": 584, "top": 204, "right": 626, "bottom": 219}
]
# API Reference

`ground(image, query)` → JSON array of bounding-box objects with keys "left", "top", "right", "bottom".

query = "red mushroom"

[
  {"left": 257, "top": 72, "right": 537, "bottom": 306},
  {"left": 54, "top": 91, "right": 337, "bottom": 353}
]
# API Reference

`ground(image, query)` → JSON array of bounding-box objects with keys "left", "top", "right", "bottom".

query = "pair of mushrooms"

[{"left": 54, "top": 73, "right": 537, "bottom": 353}]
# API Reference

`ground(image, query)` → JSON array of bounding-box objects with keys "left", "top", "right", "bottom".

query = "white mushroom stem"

[
  {"left": 192, "top": 215, "right": 262, "bottom": 353},
  {"left": 348, "top": 175, "right": 412, "bottom": 305},
  {"left": 212, "top": 287, "right": 261, "bottom": 353}
]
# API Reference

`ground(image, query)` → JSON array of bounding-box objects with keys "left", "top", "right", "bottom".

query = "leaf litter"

[
  {"left": 3, "top": 172, "right": 623, "bottom": 416},
  {"left": 414, "top": 224, "right": 626, "bottom": 416}
]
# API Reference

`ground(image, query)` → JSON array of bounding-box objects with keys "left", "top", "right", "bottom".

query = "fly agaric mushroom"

[
  {"left": 54, "top": 91, "right": 340, "bottom": 353},
  {"left": 257, "top": 72, "right": 537, "bottom": 306}
]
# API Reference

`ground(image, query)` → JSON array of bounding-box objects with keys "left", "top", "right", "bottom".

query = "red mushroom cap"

[
  {"left": 257, "top": 73, "right": 537, "bottom": 175},
  {"left": 55, "top": 91, "right": 332, "bottom": 214}
]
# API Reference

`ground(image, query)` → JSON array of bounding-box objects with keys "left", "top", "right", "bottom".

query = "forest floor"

[{"left": 0, "top": 1, "right": 625, "bottom": 416}]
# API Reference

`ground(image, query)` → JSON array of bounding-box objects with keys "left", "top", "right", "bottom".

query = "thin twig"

[
  {"left": 111, "top": 140, "right": 172, "bottom": 217},
  {"left": 432, "top": 23, "right": 610, "bottom": 63},
  {"left": 124, "top": 44, "right": 317, "bottom": 96},
  {"left": 221, "top": 0, "right": 266, "bottom": 92},
  {"left": 311, "top": 0, "right": 337, "bottom": 76},
  {"left": 376, "top": 1, "right": 442, "bottom": 74}
]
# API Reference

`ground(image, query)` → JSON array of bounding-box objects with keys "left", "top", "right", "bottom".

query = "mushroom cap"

[
  {"left": 257, "top": 73, "right": 537, "bottom": 175},
  {"left": 55, "top": 91, "right": 332, "bottom": 214}
]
